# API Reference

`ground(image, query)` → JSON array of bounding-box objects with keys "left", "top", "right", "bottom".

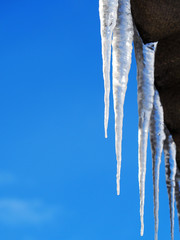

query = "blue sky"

[{"left": 0, "top": 0, "right": 179, "bottom": 239}]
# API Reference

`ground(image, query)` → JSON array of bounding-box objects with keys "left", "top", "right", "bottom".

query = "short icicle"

[
  {"left": 99, "top": 0, "right": 118, "bottom": 138},
  {"left": 164, "top": 128, "right": 177, "bottom": 240},
  {"left": 134, "top": 27, "right": 157, "bottom": 236},
  {"left": 150, "top": 89, "right": 165, "bottom": 240},
  {"left": 112, "top": 0, "right": 133, "bottom": 195},
  {"left": 175, "top": 168, "right": 180, "bottom": 231}
]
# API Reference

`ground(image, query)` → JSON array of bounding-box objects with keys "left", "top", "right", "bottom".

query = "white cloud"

[{"left": 0, "top": 198, "right": 58, "bottom": 225}]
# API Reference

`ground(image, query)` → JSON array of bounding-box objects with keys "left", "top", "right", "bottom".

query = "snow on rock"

[
  {"left": 164, "top": 128, "right": 177, "bottom": 240},
  {"left": 112, "top": 0, "right": 133, "bottom": 195},
  {"left": 150, "top": 89, "right": 165, "bottom": 240},
  {"left": 134, "top": 26, "right": 157, "bottom": 236},
  {"left": 99, "top": 0, "right": 118, "bottom": 138}
]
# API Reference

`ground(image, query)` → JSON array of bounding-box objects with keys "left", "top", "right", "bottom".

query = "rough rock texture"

[
  {"left": 131, "top": 0, "right": 180, "bottom": 43},
  {"left": 155, "top": 34, "right": 180, "bottom": 170},
  {"left": 131, "top": 0, "right": 180, "bottom": 170}
]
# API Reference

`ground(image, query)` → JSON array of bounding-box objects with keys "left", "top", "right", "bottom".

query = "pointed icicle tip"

[
  {"left": 105, "top": 124, "right": 108, "bottom": 138},
  {"left": 116, "top": 161, "right": 121, "bottom": 195},
  {"left": 112, "top": 0, "right": 133, "bottom": 197},
  {"left": 164, "top": 128, "right": 176, "bottom": 240},
  {"left": 150, "top": 89, "right": 165, "bottom": 240},
  {"left": 134, "top": 25, "right": 157, "bottom": 237},
  {"left": 116, "top": 182, "right": 120, "bottom": 196},
  {"left": 140, "top": 224, "right": 144, "bottom": 236},
  {"left": 99, "top": 0, "right": 119, "bottom": 139}
]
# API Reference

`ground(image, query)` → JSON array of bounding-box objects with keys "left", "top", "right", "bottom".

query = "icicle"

[
  {"left": 99, "top": 0, "right": 118, "bottom": 138},
  {"left": 112, "top": 0, "right": 133, "bottom": 195},
  {"left": 175, "top": 168, "right": 180, "bottom": 231},
  {"left": 164, "top": 128, "right": 176, "bottom": 240},
  {"left": 134, "top": 27, "right": 157, "bottom": 236},
  {"left": 150, "top": 90, "right": 165, "bottom": 240}
]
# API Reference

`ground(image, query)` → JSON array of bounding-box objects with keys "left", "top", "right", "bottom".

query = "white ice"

[
  {"left": 164, "top": 128, "right": 177, "bottom": 240},
  {"left": 134, "top": 27, "right": 157, "bottom": 236},
  {"left": 99, "top": 1, "right": 178, "bottom": 238},
  {"left": 112, "top": 0, "right": 133, "bottom": 195},
  {"left": 150, "top": 89, "right": 165, "bottom": 240},
  {"left": 99, "top": 0, "right": 118, "bottom": 138}
]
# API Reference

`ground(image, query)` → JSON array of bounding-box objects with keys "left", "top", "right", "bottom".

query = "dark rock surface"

[
  {"left": 130, "top": 0, "right": 180, "bottom": 169},
  {"left": 131, "top": 0, "right": 180, "bottom": 43}
]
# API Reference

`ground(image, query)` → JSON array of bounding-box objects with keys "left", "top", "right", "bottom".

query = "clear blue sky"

[{"left": 0, "top": 0, "right": 179, "bottom": 239}]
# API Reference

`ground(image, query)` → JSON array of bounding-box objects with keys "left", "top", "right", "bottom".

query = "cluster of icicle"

[{"left": 99, "top": 0, "right": 180, "bottom": 239}]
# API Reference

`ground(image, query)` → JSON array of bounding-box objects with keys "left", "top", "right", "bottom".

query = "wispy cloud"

[{"left": 0, "top": 198, "right": 58, "bottom": 225}]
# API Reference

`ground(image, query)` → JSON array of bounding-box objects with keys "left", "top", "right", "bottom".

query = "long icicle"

[
  {"left": 99, "top": 0, "right": 118, "bottom": 138},
  {"left": 150, "top": 89, "right": 165, "bottom": 240},
  {"left": 112, "top": 0, "right": 133, "bottom": 195},
  {"left": 175, "top": 168, "right": 180, "bottom": 231},
  {"left": 134, "top": 27, "right": 157, "bottom": 236},
  {"left": 164, "top": 128, "right": 177, "bottom": 240}
]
